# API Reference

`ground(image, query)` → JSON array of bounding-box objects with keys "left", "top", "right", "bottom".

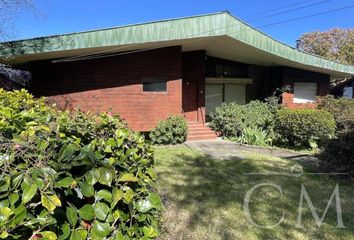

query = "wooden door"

[{"left": 182, "top": 81, "right": 199, "bottom": 122}]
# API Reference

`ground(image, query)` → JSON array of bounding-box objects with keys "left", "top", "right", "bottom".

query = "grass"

[{"left": 154, "top": 146, "right": 354, "bottom": 240}]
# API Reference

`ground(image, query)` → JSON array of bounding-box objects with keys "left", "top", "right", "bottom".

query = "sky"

[{"left": 10, "top": 0, "right": 354, "bottom": 47}]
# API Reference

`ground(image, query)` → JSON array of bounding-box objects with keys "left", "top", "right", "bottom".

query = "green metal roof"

[{"left": 1, "top": 12, "right": 354, "bottom": 76}]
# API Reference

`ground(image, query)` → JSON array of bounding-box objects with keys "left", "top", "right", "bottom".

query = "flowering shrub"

[{"left": 0, "top": 89, "right": 161, "bottom": 239}]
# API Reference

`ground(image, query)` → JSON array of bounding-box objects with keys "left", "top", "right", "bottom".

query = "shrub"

[
  {"left": 274, "top": 108, "right": 336, "bottom": 148},
  {"left": 319, "top": 131, "right": 354, "bottom": 179},
  {"left": 230, "top": 127, "right": 272, "bottom": 147},
  {"left": 264, "top": 95, "right": 282, "bottom": 115},
  {"left": 317, "top": 95, "right": 354, "bottom": 134},
  {"left": 0, "top": 89, "right": 161, "bottom": 239},
  {"left": 209, "top": 100, "right": 275, "bottom": 138},
  {"left": 149, "top": 115, "right": 187, "bottom": 145}
]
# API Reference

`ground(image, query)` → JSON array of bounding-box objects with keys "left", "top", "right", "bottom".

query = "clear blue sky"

[{"left": 12, "top": 0, "right": 354, "bottom": 47}]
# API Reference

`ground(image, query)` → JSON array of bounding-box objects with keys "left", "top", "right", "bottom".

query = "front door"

[{"left": 182, "top": 81, "right": 199, "bottom": 122}]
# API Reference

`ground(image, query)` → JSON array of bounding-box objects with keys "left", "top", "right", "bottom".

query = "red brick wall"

[
  {"left": 282, "top": 92, "right": 317, "bottom": 109},
  {"left": 29, "top": 46, "right": 183, "bottom": 131},
  {"left": 281, "top": 67, "right": 330, "bottom": 109}
]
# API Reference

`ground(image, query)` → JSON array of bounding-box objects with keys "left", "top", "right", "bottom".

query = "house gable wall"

[{"left": 29, "top": 46, "right": 183, "bottom": 131}]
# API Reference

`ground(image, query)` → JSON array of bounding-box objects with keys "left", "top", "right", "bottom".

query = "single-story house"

[{"left": 1, "top": 12, "right": 354, "bottom": 140}]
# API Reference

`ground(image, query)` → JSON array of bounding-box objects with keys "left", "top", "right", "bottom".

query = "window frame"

[{"left": 142, "top": 77, "right": 168, "bottom": 93}]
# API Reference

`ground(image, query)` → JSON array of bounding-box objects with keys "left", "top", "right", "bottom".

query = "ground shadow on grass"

[{"left": 155, "top": 147, "right": 354, "bottom": 240}]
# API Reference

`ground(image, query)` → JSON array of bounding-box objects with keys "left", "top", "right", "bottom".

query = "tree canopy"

[
  {"left": 298, "top": 28, "right": 354, "bottom": 65},
  {"left": 0, "top": 0, "right": 34, "bottom": 40}
]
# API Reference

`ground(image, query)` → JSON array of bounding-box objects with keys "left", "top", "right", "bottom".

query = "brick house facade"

[
  {"left": 29, "top": 46, "right": 183, "bottom": 131},
  {"left": 1, "top": 12, "right": 353, "bottom": 133},
  {"left": 25, "top": 46, "right": 333, "bottom": 131}
]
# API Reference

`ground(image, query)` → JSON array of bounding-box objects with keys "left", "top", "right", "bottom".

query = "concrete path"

[{"left": 185, "top": 139, "right": 318, "bottom": 166}]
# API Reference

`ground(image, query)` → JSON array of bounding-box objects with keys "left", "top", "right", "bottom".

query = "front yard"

[{"left": 154, "top": 146, "right": 354, "bottom": 240}]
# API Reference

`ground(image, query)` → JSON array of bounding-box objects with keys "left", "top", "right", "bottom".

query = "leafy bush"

[
  {"left": 319, "top": 131, "right": 354, "bottom": 179},
  {"left": 149, "top": 115, "right": 187, "bottom": 145},
  {"left": 209, "top": 100, "right": 275, "bottom": 138},
  {"left": 230, "top": 127, "right": 272, "bottom": 147},
  {"left": 264, "top": 95, "right": 282, "bottom": 115},
  {"left": 0, "top": 89, "right": 161, "bottom": 239},
  {"left": 274, "top": 108, "right": 336, "bottom": 148},
  {"left": 317, "top": 95, "right": 354, "bottom": 134}
]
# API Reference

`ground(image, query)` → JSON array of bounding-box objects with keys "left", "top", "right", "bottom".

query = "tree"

[
  {"left": 0, "top": 0, "right": 35, "bottom": 40},
  {"left": 298, "top": 28, "right": 354, "bottom": 65}
]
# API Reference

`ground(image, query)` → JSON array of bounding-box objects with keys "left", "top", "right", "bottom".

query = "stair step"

[
  {"left": 186, "top": 122, "right": 217, "bottom": 141},
  {"left": 187, "top": 135, "right": 217, "bottom": 140},
  {"left": 188, "top": 127, "right": 211, "bottom": 131},
  {"left": 188, "top": 124, "right": 210, "bottom": 128},
  {"left": 188, "top": 131, "right": 216, "bottom": 136},
  {"left": 187, "top": 135, "right": 217, "bottom": 141},
  {"left": 187, "top": 122, "right": 204, "bottom": 126},
  {"left": 188, "top": 128, "right": 213, "bottom": 133}
]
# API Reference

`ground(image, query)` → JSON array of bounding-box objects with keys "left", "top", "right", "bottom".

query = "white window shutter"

[{"left": 293, "top": 82, "right": 317, "bottom": 103}]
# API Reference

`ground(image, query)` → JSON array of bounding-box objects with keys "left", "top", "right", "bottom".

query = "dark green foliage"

[
  {"left": 317, "top": 96, "right": 354, "bottom": 178},
  {"left": 319, "top": 131, "right": 354, "bottom": 179},
  {"left": 275, "top": 108, "right": 336, "bottom": 148},
  {"left": 317, "top": 95, "right": 354, "bottom": 134},
  {"left": 0, "top": 89, "right": 161, "bottom": 239},
  {"left": 149, "top": 115, "right": 187, "bottom": 145},
  {"left": 209, "top": 100, "right": 275, "bottom": 140}
]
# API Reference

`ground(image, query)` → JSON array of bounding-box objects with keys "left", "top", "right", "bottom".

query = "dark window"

[
  {"left": 142, "top": 78, "right": 167, "bottom": 92},
  {"left": 206, "top": 56, "right": 249, "bottom": 78}
]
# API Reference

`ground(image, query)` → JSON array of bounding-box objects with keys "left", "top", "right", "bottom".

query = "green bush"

[
  {"left": 0, "top": 89, "right": 161, "bottom": 239},
  {"left": 149, "top": 115, "right": 187, "bottom": 145},
  {"left": 319, "top": 131, "right": 354, "bottom": 179},
  {"left": 264, "top": 95, "right": 282, "bottom": 115},
  {"left": 317, "top": 95, "right": 354, "bottom": 134},
  {"left": 274, "top": 108, "right": 336, "bottom": 148},
  {"left": 230, "top": 127, "right": 272, "bottom": 147},
  {"left": 209, "top": 100, "right": 275, "bottom": 139}
]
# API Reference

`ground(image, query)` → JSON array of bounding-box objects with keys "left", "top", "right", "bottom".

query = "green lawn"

[{"left": 154, "top": 146, "right": 354, "bottom": 240}]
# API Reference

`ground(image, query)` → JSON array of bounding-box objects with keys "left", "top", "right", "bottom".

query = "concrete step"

[
  {"left": 188, "top": 126, "right": 211, "bottom": 131},
  {"left": 188, "top": 132, "right": 216, "bottom": 137},
  {"left": 187, "top": 134, "right": 217, "bottom": 141},
  {"left": 186, "top": 122, "right": 217, "bottom": 141},
  {"left": 188, "top": 129, "right": 214, "bottom": 134}
]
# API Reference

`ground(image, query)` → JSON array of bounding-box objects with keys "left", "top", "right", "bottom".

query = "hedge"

[
  {"left": 274, "top": 108, "right": 336, "bottom": 148},
  {"left": 0, "top": 89, "right": 161, "bottom": 239}
]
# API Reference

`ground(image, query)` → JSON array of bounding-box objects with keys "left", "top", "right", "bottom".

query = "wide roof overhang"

[{"left": 0, "top": 12, "right": 353, "bottom": 78}]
